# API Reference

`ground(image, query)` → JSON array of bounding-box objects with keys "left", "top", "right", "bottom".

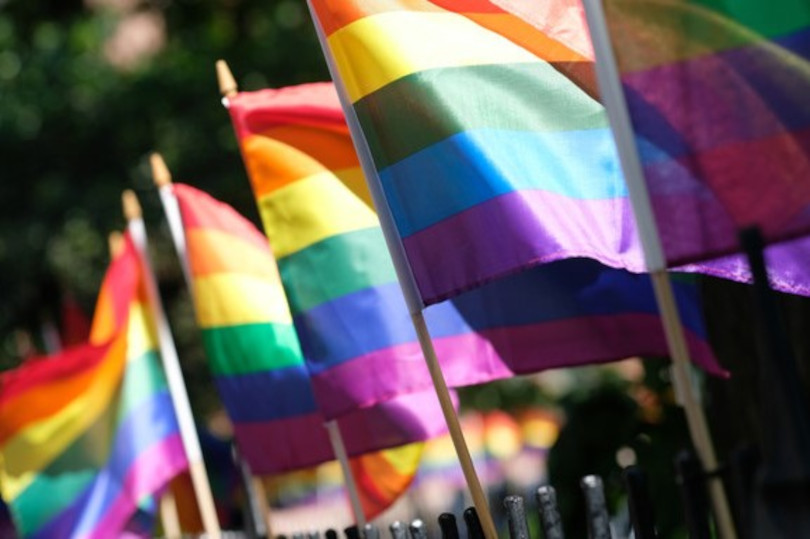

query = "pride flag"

[
  {"left": 350, "top": 441, "right": 423, "bottom": 520},
  {"left": 171, "top": 182, "right": 449, "bottom": 475},
  {"left": 600, "top": 0, "right": 810, "bottom": 266},
  {"left": 0, "top": 234, "right": 187, "bottom": 538},
  {"left": 307, "top": 0, "right": 810, "bottom": 304},
  {"left": 225, "top": 82, "right": 724, "bottom": 391},
  {"left": 227, "top": 83, "right": 513, "bottom": 419}
]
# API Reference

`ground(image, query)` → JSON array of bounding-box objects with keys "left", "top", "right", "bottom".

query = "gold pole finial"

[
  {"left": 216, "top": 59, "right": 238, "bottom": 98},
  {"left": 108, "top": 231, "right": 125, "bottom": 258},
  {"left": 150, "top": 152, "right": 172, "bottom": 187},
  {"left": 122, "top": 189, "right": 142, "bottom": 221}
]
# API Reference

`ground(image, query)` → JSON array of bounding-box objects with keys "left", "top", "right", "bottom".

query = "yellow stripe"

[
  {"left": 0, "top": 335, "right": 127, "bottom": 501},
  {"left": 194, "top": 274, "right": 292, "bottom": 328},
  {"left": 334, "top": 166, "right": 375, "bottom": 210},
  {"left": 258, "top": 171, "right": 378, "bottom": 258},
  {"left": 381, "top": 441, "right": 424, "bottom": 474},
  {"left": 328, "top": 11, "right": 539, "bottom": 102},
  {"left": 127, "top": 301, "right": 158, "bottom": 361}
]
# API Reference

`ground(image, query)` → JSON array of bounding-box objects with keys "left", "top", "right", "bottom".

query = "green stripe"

[
  {"left": 353, "top": 62, "right": 605, "bottom": 170},
  {"left": 693, "top": 0, "right": 810, "bottom": 39},
  {"left": 201, "top": 322, "right": 304, "bottom": 376},
  {"left": 13, "top": 471, "right": 96, "bottom": 535},
  {"left": 277, "top": 227, "right": 398, "bottom": 314},
  {"left": 11, "top": 352, "right": 167, "bottom": 534},
  {"left": 117, "top": 350, "right": 168, "bottom": 423}
]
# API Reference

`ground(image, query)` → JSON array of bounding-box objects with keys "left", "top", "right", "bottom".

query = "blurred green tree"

[{"left": 0, "top": 0, "right": 328, "bottom": 416}]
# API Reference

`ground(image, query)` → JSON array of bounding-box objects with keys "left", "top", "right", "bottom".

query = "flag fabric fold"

[
  {"left": 171, "top": 182, "right": 448, "bottom": 476},
  {"left": 306, "top": 0, "right": 810, "bottom": 304},
  {"left": 0, "top": 234, "right": 187, "bottom": 539}
]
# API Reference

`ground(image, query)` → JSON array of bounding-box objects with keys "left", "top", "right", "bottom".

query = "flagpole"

[
  {"left": 283, "top": 4, "right": 499, "bottom": 529},
  {"left": 122, "top": 190, "right": 222, "bottom": 539},
  {"left": 580, "top": 1, "right": 736, "bottom": 537},
  {"left": 325, "top": 420, "right": 368, "bottom": 530},
  {"left": 109, "top": 231, "right": 186, "bottom": 539},
  {"left": 150, "top": 154, "right": 274, "bottom": 538},
  {"left": 159, "top": 488, "right": 182, "bottom": 539}
]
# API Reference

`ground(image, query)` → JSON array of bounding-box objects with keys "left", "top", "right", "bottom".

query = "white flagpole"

[
  {"left": 122, "top": 190, "right": 222, "bottom": 539},
  {"left": 580, "top": 1, "right": 736, "bottom": 537},
  {"left": 297, "top": 8, "right": 498, "bottom": 536},
  {"left": 325, "top": 420, "right": 368, "bottom": 530}
]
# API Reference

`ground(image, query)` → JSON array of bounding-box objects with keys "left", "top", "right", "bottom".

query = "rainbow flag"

[
  {"left": 226, "top": 82, "right": 724, "bottom": 387},
  {"left": 307, "top": 0, "right": 810, "bottom": 304},
  {"left": 227, "top": 82, "right": 513, "bottom": 419},
  {"left": 171, "top": 182, "right": 450, "bottom": 475},
  {"left": 0, "top": 234, "right": 187, "bottom": 538},
  {"left": 602, "top": 0, "right": 810, "bottom": 266},
  {"left": 350, "top": 442, "right": 423, "bottom": 520}
]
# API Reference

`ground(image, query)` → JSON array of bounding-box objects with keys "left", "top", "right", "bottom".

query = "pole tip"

[
  {"left": 216, "top": 59, "right": 238, "bottom": 98},
  {"left": 150, "top": 152, "right": 172, "bottom": 187},
  {"left": 108, "top": 231, "right": 124, "bottom": 258},
  {"left": 122, "top": 189, "right": 142, "bottom": 221}
]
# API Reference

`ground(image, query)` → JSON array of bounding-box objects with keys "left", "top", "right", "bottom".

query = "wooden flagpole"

[
  {"left": 151, "top": 154, "right": 274, "bottom": 538},
  {"left": 159, "top": 488, "right": 182, "bottom": 539},
  {"left": 122, "top": 190, "right": 222, "bottom": 539},
  {"left": 325, "top": 421, "right": 368, "bottom": 530},
  {"left": 580, "top": 1, "right": 736, "bottom": 537}
]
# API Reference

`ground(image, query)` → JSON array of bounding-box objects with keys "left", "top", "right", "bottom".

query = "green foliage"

[{"left": 0, "top": 0, "right": 327, "bottom": 411}]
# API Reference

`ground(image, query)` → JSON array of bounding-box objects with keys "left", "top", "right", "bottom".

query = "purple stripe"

[
  {"left": 233, "top": 390, "right": 451, "bottom": 474},
  {"left": 337, "top": 389, "right": 453, "bottom": 454},
  {"left": 401, "top": 189, "right": 644, "bottom": 304},
  {"left": 35, "top": 435, "right": 186, "bottom": 539},
  {"left": 402, "top": 188, "right": 810, "bottom": 304},
  {"left": 232, "top": 412, "right": 336, "bottom": 475},
  {"left": 310, "top": 337, "right": 513, "bottom": 418},
  {"left": 313, "top": 315, "right": 725, "bottom": 411},
  {"left": 87, "top": 436, "right": 186, "bottom": 539},
  {"left": 33, "top": 393, "right": 183, "bottom": 538}
]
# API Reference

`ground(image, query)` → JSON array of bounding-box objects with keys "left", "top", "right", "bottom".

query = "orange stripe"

[
  {"left": 260, "top": 124, "right": 360, "bottom": 172},
  {"left": 89, "top": 283, "right": 116, "bottom": 344},
  {"left": 241, "top": 136, "right": 331, "bottom": 199},
  {"left": 466, "top": 12, "right": 590, "bottom": 62},
  {"left": 311, "top": 0, "right": 443, "bottom": 36},
  {"left": 185, "top": 229, "right": 281, "bottom": 282},
  {"left": 0, "top": 337, "right": 127, "bottom": 447}
]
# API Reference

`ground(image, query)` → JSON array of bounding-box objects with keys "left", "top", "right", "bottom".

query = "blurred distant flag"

[
  {"left": 225, "top": 81, "right": 724, "bottom": 381},
  {"left": 306, "top": 0, "right": 810, "bottom": 301},
  {"left": 350, "top": 442, "right": 424, "bottom": 520},
  {"left": 169, "top": 182, "right": 448, "bottom": 476},
  {"left": 0, "top": 233, "right": 187, "bottom": 538}
]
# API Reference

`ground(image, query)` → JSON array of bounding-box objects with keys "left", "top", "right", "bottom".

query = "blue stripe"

[
  {"left": 294, "top": 282, "right": 472, "bottom": 374},
  {"left": 214, "top": 364, "right": 319, "bottom": 422},
  {"left": 35, "top": 392, "right": 181, "bottom": 539},
  {"left": 379, "top": 127, "right": 625, "bottom": 238},
  {"left": 449, "top": 258, "right": 707, "bottom": 338},
  {"left": 295, "top": 259, "right": 708, "bottom": 374}
]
